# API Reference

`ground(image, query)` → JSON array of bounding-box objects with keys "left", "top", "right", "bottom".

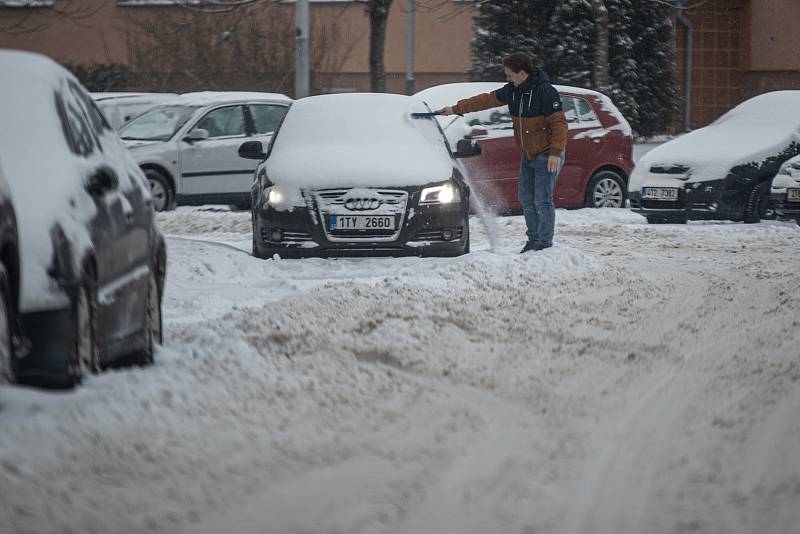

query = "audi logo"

[{"left": 344, "top": 198, "right": 382, "bottom": 211}]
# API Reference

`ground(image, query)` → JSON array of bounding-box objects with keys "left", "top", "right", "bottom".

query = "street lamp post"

[{"left": 295, "top": 0, "right": 310, "bottom": 98}]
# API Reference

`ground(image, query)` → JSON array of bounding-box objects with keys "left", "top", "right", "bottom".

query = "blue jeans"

[{"left": 518, "top": 153, "right": 564, "bottom": 248}]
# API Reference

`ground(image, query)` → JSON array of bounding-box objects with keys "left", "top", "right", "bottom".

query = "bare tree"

[
  {"left": 124, "top": 3, "right": 355, "bottom": 96},
  {"left": 0, "top": 0, "right": 103, "bottom": 34},
  {"left": 364, "top": 0, "right": 393, "bottom": 92}
]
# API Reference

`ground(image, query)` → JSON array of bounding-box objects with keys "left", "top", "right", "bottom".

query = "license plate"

[
  {"left": 329, "top": 215, "right": 395, "bottom": 230},
  {"left": 787, "top": 188, "right": 800, "bottom": 202},
  {"left": 641, "top": 187, "right": 679, "bottom": 200}
]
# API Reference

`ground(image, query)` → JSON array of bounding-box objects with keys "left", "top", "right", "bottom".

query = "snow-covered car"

[
  {"left": 239, "top": 93, "right": 479, "bottom": 258},
  {"left": 119, "top": 91, "right": 292, "bottom": 212},
  {"left": 629, "top": 90, "right": 800, "bottom": 224},
  {"left": 0, "top": 49, "right": 166, "bottom": 388},
  {"left": 0, "top": 165, "right": 19, "bottom": 383},
  {"left": 770, "top": 154, "right": 800, "bottom": 224},
  {"left": 91, "top": 92, "right": 178, "bottom": 130},
  {"left": 414, "top": 82, "right": 635, "bottom": 212}
]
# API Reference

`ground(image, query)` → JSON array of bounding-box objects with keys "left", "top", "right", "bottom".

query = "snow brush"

[{"left": 410, "top": 112, "right": 443, "bottom": 119}]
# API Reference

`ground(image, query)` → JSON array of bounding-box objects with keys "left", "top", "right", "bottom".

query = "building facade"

[{"left": 1, "top": 0, "right": 799, "bottom": 129}]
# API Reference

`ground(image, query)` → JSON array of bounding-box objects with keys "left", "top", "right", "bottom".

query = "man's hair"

[{"left": 502, "top": 52, "right": 535, "bottom": 74}]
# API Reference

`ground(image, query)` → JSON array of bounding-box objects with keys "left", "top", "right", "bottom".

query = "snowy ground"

[{"left": 1, "top": 206, "right": 799, "bottom": 534}]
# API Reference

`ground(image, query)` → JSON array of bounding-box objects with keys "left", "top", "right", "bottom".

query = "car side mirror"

[
  {"left": 184, "top": 128, "right": 209, "bottom": 142},
  {"left": 454, "top": 139, "right": 482, "bottom": 158},
  {"left": 465, "top": 127, "right": 488, "bottom": 139},
  {"left": 86, "top": 165, "right": 119, "bottom": 196},
  {"left": 238, "top": 140, "right": 267, "bottom": 160}
]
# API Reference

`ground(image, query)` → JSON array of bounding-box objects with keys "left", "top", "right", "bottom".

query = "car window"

[
  {"left": 250, "top": 104, "right": 288, "bottom": 135},
  {"left": 574, "top": 97, "right": 602, "bottom": 127},
  {"left": 561, "top": 96, "right": 579, "bottom": 124},
  {"left": 55, "top": 89, "right": 97, "bottom": 157},
  {"left": 465, "top": 109, "right": 513, "bottom": 133},
  {"left": 196, "top": 106, "right": 245, "bottom": 138},
  {"left": 69, "top": 81, "right": 110, "bottom": 136},
  {"left": 119, "top": 105, "right": 199, "bottom": 141}
]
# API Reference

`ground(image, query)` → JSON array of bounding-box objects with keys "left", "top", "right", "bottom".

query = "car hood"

[{"left": 265, "top": 143, "right": 454, "bottom": 190}]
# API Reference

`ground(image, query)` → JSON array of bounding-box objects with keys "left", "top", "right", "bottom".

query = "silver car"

[{"left": 120, "top": 91, "right": 292, "bottom": 211}]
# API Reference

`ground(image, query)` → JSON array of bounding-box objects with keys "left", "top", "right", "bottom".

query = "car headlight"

[
  {"left": 266, "top": 187, "right": 284, "bottom": 204},
  {"left": 420, "top": 182, "right": 460, "bottom": 204}
]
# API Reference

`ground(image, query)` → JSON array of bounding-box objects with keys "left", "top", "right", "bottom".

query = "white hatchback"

[{"left": 120, "top": 91, "right": 292, "bottom": 211}]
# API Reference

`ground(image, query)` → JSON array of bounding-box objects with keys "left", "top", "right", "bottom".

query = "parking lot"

[{"left": 2, "top": 206, "right": 798, "bottom": 534}]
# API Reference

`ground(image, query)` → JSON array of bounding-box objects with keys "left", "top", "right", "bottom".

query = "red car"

[{"left": 415, "top": 82, "right": 635, "bottom": 212}]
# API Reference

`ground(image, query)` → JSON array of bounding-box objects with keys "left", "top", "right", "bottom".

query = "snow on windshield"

[
  {"left": 266, "top": 93, "right": 454, "bottom": 189},
  {"left": 633, "top": 90, "right": 800, "bottom": 185},
  {"left": 119, "top": 105, "right": 199, "bottom": 141}
]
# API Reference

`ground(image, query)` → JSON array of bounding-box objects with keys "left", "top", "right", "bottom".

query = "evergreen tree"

[
  {"left": 469, "top": 0, "right": 558, "bottom": 81},
  {"left": 629, "top": 1, "right": 678, "bottom": 136},
  {"left": 606, "top": 0, "right": 640, "bottom": 130},
  {"left": 469, "top": 0, "right": 678, "bottom": 136},
  {"left": 544, "top": 0, "right": 594, "bottom": 88}
]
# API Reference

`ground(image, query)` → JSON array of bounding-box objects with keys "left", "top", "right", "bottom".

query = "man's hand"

[
  {"left": 547, "top": 155, "right": 561, "bottom": 173},
  {"left": 435, "top": 106, "right": 454, "bottom": 116}
]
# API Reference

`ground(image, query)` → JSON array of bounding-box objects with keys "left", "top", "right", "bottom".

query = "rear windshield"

[{"left": 119, "top": 105, "right": 199, "bottom": 141}]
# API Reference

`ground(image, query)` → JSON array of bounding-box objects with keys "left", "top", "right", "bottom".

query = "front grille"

[
  {"left": 313, "top": 188, "right": 409, "bottom": 242},
  {"left": 650, "top": 164, "right": 690, "bottom": 175},
  {"left": 413, "top": 227, "right": 464, "bottom": 241}
]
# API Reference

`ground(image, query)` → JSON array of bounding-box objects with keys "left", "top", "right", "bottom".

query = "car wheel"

[
  {"left": 743, "top": 181, "right": 774, "bottom": 223},
  {"left": 66, "top": 273, "right": 99, "bottom": 387},
  {"left": 145, "top": 169, "right": 174, "bottom": 212},
  {"left": 133, "top": 269, "right": 162, "bottom": 367},
  {"left": 585, "top": 170, "right": 627, "bottom": 208},
  {"left": 462, "top": 222, "right": 470, "bottom": 254},
  {"left": 0, "top": 264, "right": 15, "bottom": 384},
  {"left": 252, "top": 215, "right": 267, "bottom": 259}
]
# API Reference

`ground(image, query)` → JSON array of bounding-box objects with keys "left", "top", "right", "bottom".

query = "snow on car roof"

[
  {"left": 266, "top": 93, "right": 454, "bottom": 190},
  {"left": 0, "top": 49, "right": 148, "bottom": 311},
  {"left": 90, "top": 92, "right": 178, "bottom": 101},
  {"left": 414, "top": 81, "right": 632, "bottom": 138},
  {"left": 636, "top": 90, "right": 800, "bottom": 182},
  {"left": 176, "top": 91, "right": 292, "bottom": 106},
  {"left": 414, "top": 81, "right": 608, "bottom": 106}
]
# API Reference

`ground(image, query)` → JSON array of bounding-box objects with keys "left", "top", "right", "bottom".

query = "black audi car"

[
  {"left": 0, "top": 50, "right": 167, "bottom": 388},
  {"left": 239, "top": 93, "right": 480, "bottom": 258}
]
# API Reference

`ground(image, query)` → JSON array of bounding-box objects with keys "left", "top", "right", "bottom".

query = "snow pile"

[{"left": 1, "top": 207, "right": 799, "bottom": 534}]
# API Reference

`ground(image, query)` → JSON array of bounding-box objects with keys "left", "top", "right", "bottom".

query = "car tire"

[
  {"left": 145, "top": 169, "right": 174, "bottom": 212},
  {"left": 132, "top": 269, "right": 162, "bottom": 367},
  {"left": 462, "top": 222, "right": 470, "bottom": 255},
  {"left": 66, "top": 272, "right": 100, "bottom": 388},
  {"left": 585, "top": 170, "right": 627, "bottom": 208},
  {"left": 743, "top": 181, "right": 774, "bottom": 223},
  {"left": 0, "top": 263, "right": 15, "bottom": 384}
]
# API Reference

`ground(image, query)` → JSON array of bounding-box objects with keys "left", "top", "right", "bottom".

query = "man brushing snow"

[{"left": 436, "top": 52, "right": 567, "bottom": 252}]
